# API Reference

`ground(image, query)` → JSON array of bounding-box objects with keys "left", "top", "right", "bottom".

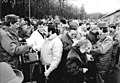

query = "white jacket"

[
  {"left": 26, "top": 30, "right": 45, "bottom": 51},
  {"left": 41, "top": 33, "right": 63, "bottom": 74}
]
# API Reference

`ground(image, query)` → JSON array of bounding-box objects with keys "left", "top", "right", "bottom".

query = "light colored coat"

[
  {"left": 26, "top": 30, "right": 45, "bottom": 51},
  {"left": 92, "top": 35, "right": 113, "bottom": 72},
  {"left": 41, "top": 33, "right": 63, "bottom": 74}
]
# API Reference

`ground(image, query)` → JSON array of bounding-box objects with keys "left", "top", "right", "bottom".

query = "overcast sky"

[{"left": 68, "top": 0, "right": 120, "bottom": 14}]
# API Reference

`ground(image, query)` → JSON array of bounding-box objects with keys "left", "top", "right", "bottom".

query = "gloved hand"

[
  {"left": 83, "top": 68, "right": 88, "bottom": 73},
  {"left": 27, "top": 43, "right": 33, "bottom": 48},
  {"left": 26, "top": 38, "right": 33, "bottom": 47},
  {"left": 44, "top": 70, "right": 50, "bottom": 77}
]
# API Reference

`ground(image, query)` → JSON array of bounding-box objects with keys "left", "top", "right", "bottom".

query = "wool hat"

[{"left": 0, "top": 62, "right": 24, "bottom": 83}]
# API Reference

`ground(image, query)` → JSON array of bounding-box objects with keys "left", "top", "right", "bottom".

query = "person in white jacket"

[
  {"left": 40, "top": 23, "right": 63, "bottom": 83},
  {"left": 26, "top": 22, "right": 45, "bottom": 51}
]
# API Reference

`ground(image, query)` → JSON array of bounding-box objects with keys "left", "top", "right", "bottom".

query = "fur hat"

[
  {"left": 0, "top": 62, "right": 24, "bottom": 83},
  {"left": 5, "top": 14, "right": 19, "bottom": 22},
  {"left": 75, "top": 39, "right": 92, "bottom": 50}
]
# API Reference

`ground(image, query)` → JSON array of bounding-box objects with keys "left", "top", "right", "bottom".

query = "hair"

[
  {"left": 5, "top": 17, "right": 17, "bottom": 26},
  {"left": 102, "top": 27, "right": 108, "bottom": 33},
  {"left": 75, "top": 39, "right": 92, "bottom": 50},
  {"left": 48, "top": 23, "right": 56, "bottom": 34},
  {"left": 111, "top": 25, "right": 116, "bottom": 29},
  {"left": 60, "top": 18, "right": 66, "bottom": 24},
  {"left": 99, "top": 26, "right": 108, "bottom": 33},
  {"left": 68, "top": 25, "right": 77, "bottom": 31},
  {"left": 67, "top": 19, "right": 73, "bottom": 26},
  {"left": 86, "top": 23, "right": 90, "bottom": 26},
  {"left": 37, "top": 20, "right": 44, "bottom": 26},
  {"left": 24, "top": 17, "right": 30, "bottom": 26},
  {"left": 79, "top": 22, "right": 83, "bottom": 26}
]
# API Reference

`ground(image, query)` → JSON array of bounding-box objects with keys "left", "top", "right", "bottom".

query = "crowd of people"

[{"left": 0, "top": 14, "right": 120, "bottom": 83}]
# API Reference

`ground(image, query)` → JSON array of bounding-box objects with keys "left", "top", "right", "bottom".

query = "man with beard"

[{"left": 40, "top": 23, "right": 63, "bottom": 83}]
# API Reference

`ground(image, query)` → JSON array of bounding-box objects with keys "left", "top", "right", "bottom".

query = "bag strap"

[{"left": 37, "top": 30, "right": 44, "bottom": 38}]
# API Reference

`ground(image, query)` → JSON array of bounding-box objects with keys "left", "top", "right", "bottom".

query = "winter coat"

[
  {"left": 60, "top": 32, "right": 74, "bottom": 65},
  {"left": 0, "top": 28, "right": 30, "bottom": 68},
  {"left": 26, "top": 29, "right": 45, "bottom": 51},
  {"left": 40, "top": 33, "right": 63, "bottom": 74},
  {"left": 111, "top": 32, "right": 119, "bottom": 67},
  {"left": 91, "top": 35, "right": 113, "bottom": 72},
  {"left": 64, "top": 47, "right": 88, "bottom": 83},
  {"left": 67, "top": 47, "right": 88, "bottom": 73}
]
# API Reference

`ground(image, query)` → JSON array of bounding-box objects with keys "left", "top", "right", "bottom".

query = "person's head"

[
  {"left": 109, "top": 24, "right": 116, "bottom": 36},
  {"left": 90, "top": 25, "right": 100, "bottom": 35},
  {"left": 75, "top": 39, "right": 92, "bottom": 53},
  {"left": 47, "top": 23, "right": 56, "bottom": 37},
  {"left": 86, "top": 23, "right": 91, "bottom": 30},
  {"left": 0, "top": 62, "right": 24, "bottom": 83},
  {"left": 67, "top": 22, "right": 78, "bottom": 39},
  {"left": 60, "top": 18, "right": 66, "bottom": 24},
  {"left": 5, "top": 14, "right": 20, "bottom": 29},
  {"left": 37, "top": 20, "right": 45, "bottom": 33},
  {"left": 20, "top": 18, "right": 25, "bottom": 25},
  {"left": 24, "top": 17, "right": 31, "bottom": 26},
  {"left": 97, "top": 22, "right": 108, "bottom": 34}
]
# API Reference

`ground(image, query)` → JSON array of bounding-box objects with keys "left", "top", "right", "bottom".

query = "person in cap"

[
  {"left": 0, "top": 62, "right": 24, "bottom": 83},
  {"left": 97, "top": 22, "right": 109, "bottom": 41},
  {"left": 90, "top": 22, "right": 113, "bottom": 83},
  {"left": 0, "top": 14, "right": 33, "bottom": 69}
]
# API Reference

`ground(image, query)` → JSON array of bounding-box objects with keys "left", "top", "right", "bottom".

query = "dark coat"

[
  {"left": 64, "top": 47, "right": 88, "bottom": 83},
  {"left": 56, "top": 32, "right": 74, "bottom": 83},
  {"left": 67, "top": 47, "right": 88, "bottom": 71},
  {"left": 0, "top": 28, "right": 30, "bottom": 68},
  {"left": 60, "top": 32, "right": 74, "bottom": 65}
]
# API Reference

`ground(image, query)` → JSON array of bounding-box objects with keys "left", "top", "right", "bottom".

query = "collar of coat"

[
  {"left": 6, "top": 27, "right": 19, "bottom": 39},
  {"left": 62, "top": 32, "right": 74, "bottom": 44}
]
